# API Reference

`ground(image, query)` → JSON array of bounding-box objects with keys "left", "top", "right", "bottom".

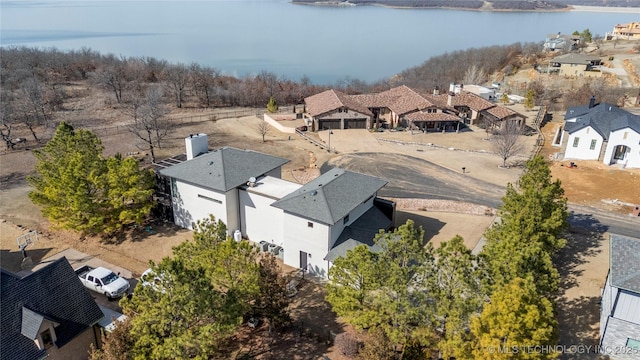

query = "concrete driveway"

[{"left": 18, "top": 248, "right": 137, "bottom": 312}]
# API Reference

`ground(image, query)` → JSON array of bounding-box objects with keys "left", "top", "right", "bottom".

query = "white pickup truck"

[{"left": 75, "top": 265, "right": 130, "bottom": 299}]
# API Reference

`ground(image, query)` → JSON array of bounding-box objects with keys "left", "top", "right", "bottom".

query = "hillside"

[{"left": 293, "top": 0, "right": 640, "bottom": 9}]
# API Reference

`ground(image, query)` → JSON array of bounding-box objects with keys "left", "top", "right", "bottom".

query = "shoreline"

[{"left": 292, "top": 2, "right": 640, "bottom": 14}]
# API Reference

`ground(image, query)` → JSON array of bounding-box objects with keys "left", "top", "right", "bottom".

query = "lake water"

[{"left": 1, "top": 1, "right": 639, "bottom": 84}]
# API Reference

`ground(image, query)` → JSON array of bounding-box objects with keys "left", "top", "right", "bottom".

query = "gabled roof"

[
  {"left": 324, "top": 206, "right": 392, "bottom": 262},
  {"left": 304, "top": 89, "right": 373, "bottom": 117},
  {"left": 550, "top": 53, "right": 601, "bottom": 65},
  {"left": 352, "top": 86, "right": 435, "bottom": 116},
  {"left": 1, "top": 258, "right": 104, "bottom": 360},
  {"left": 381, "top": 85, "right": 435, "bottom": 115},
  {"left": 158, "top": 147, "right": 290, "bottom": 193},
  {"left": 271, "top": 167, "right": 387, "bottom": 225},
  {"left": 485, "top": 105, "right": 523, "bottom": 120},
  {"left": 610, "top": 234, "right": 640, "bottom": 294},
  {"left": 431, "top": 92, "right": 494, "bottom": 112},
  {"left": 564, "top": 103, "right": 640, "bottom": 140}
]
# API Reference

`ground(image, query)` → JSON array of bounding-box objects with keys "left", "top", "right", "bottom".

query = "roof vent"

[
  {"left": 208, "top": 161, "right": 214, "bottom": 166},
  {"left": 247, "top": 177, "right": 257, "bottom": 187},
  {"left": 318, "top": 183, "right": 323, "bottom": 187},
  {"left": 311, "top": 190, "right": 318, "bottom": 196}
]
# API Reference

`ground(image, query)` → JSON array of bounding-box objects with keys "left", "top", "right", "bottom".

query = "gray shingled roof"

[
  {"left": 158, "top": 147, "right": 290, "bottom": 193},
  {"left": 271, "top": 168, "right": 387, "bottom": 225},
  {"left": 550, "top": 53, "right": 601, "bottom": 64},
  {"left": 1, "top": 258, "right": 104, "bottom": 360},
  {"left": 610, "top": 234, "right": 640, "bottom": 294},
  {"left": 564, "top": 103, "right": 640, "bottom": 140},
  {"left": 324, "top": 206, "right": 392, "bottom": 262}
]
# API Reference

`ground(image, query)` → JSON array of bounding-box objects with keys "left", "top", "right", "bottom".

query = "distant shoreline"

[
  {"left": 292, "top": 1, "right": 640, "bottom": 14},
  {"left": 569, "top": 5, "right": 640, "bottom": 13}
]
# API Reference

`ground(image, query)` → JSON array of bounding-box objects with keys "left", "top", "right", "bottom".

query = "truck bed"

[{"left": 74, "top": 265, "right": 94, "bottom": 279}]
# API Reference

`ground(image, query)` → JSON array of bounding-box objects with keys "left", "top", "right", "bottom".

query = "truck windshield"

[{"left": 101, "top": 273, "right": 118, "bottom": 285}]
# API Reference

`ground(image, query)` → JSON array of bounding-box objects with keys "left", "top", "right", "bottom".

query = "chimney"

[
  {"left": 433, "top": 86, "right": 440, "bottom": 95},
  {"left": 589, "top": 95, "right": 596, "bottom": 109},
  {"left": 448, "top": 91, "right": 455, "bottom": 107},
  {"left": 449, "top": 82, "right": 455, "bottom": 93},
  {"left": 185, "top": 133, "right": 209, "bottom": 160}
]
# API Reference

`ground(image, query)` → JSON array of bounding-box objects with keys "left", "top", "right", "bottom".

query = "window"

[
  {"left": 40, "top": 329, "right": 54, "bottom": 349},
  {"left": 307, "top": 222, "right": 313, "bottom": 228},
  {"left": 198, "top": 194, "right": 222, "bottom": 204},
  {"left": 626, "top": 338, "right": 640, "bottom": 350},
  {"left": 590, "top": 139, "right": 597, "bottom": 150},
  {"left": 343, "top": 214, "right": 350, "bottom": 225},
  {"left": 171, "top": 178, "right": 180, "bottom": 198},
  {"left": 573, "top": 137, "right": 580, "bottom": 147}
]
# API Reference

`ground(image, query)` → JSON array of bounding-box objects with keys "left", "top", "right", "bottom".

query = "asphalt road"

[{"left": 323, "top": 153, "right": 639, "bottom": 237}]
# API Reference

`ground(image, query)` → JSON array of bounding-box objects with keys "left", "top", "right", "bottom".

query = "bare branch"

[{"left": 491, "top": 121, "right": 526, "bottom": 168}]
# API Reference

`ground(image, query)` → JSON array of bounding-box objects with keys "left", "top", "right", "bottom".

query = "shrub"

[{"left": 335, "top": 332, "right": 359, "bottom": 357}]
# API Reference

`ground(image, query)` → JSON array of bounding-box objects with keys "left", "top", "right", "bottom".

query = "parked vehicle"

[{"left": 74, "top": 265, "right": 130, "bottom": 299}]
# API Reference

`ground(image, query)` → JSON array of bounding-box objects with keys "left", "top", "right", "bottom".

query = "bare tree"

[
  {"left": 0, "top": 91, "right": 17, "bottom": 149},
  {"left": 163, "top": 63, "right": 190, "bottom": 108},
  {"left": 257, "top": 120, "right": 271, "bottom": 142},
  {"left": 90, "top": 56, "right": 129, "bottom": 103},
  {"left": 127, "top": 86, "right": 170, "bottom": 162},
  {"left": 190, "top": 63, "right": 220, "bottom": 108},
  {"left": 491, "top": 120, "right": 526, "bottom": 168},
  {"left": 463, "top": 64, "right": 487, "bottom": 85}
]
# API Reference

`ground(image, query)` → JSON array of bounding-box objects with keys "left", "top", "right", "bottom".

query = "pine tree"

[
  {"left": 524, "top": 89, "right": 535, "bottom": 110},
  {"left": 470, "top": 277, "right": 558, "bottom": 360},
  {"left": 121, "top": 258, "right": 242, "bottom": 359},
  {"left": 266, "top": 96, "right": 278, "bottom": 113},
  {"left": 479, "top": 156, "right": 567, "bottom": 296},
  {"left": 428, "top": 236, "right": 482, "bottom": 359},
  {"left": 28, "top": 122, "right": 155, "bottom": 235}
]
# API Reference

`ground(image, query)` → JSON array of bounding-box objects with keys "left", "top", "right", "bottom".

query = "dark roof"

[
  {"left": 1, "top": 258, "right": 104, "bottom": 360},
  {"left": 271, "top": 168, "right": 387, "bottom": 225},
  {"left": 158, "top": 147, "right": 289, "bottom": 192},
  {"left": 564, "top": 103, "right": 640, "bottom": 139},
  {"left": 324, "top": 206, "right": 392, "bottom": 262},
  {"left": 550, "top": 53, "right": 601, "bottom": 65},
  {"left": 610, "top": 234, "right": 640, "bottom": 294}
]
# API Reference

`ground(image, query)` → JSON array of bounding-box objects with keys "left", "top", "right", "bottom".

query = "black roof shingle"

[{"left": 1, "top": 258, "right": 104, "bottom": 360}]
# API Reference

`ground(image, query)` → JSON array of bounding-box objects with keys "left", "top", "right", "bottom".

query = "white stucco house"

[
  {"left": 157, "top": 134, "right": 395, "bottom": 278},
  {"left": 599, "top": 234, "right": 640, "bottom": 359},
  {"left": 560, "top": 101, "right": 640, "bottom": 169}
]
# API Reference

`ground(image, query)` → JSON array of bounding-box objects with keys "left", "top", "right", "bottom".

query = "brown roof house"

[
  {"left": 428, "top": 83, "right": 526, "bottom": 130},
  {"left": 304, "top": 84, "right": 526, "bottom": 132},
  {"left": 303, "top": 89, "right": 373, "bottom": 131},
  {"left": 1, "top": 258, "right": 105, "bottom": 360}
]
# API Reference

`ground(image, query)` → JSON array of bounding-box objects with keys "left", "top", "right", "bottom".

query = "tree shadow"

[
  {"left": 0, "top": 248, "right": 54, "bottom": 273},
  {"left": 0, "top": 172, "right": 28, "bottom": 190},
  {"left": 223, "top": 278, "right": 345, "bottom": 359},
  {"left": 555, "top": 212, "right": 608, "bottom": 360},
  {"left": 557, "top": 296, "right": 602, "bottom": 360},
  {"left": 394, "top": 210, "right": 446, "bottom": 245},
  {"left": 101, "top": 221, "right": 183, "bottom": 245},
  {"left": 557, "top": 213, "right": 607, "bottom": 292}
]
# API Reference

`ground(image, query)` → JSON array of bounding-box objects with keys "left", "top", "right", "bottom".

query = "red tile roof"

[
  {"left": 405, "top": 112, "right": 461, "bottom": 121},
  {"left": 485, "top": 106, "right": 520, "bottom": 120}
]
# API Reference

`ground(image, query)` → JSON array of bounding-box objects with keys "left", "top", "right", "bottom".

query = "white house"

[
  {"left": 158, "top": 134, "right": 395, "bottom": 278},
  {"left": 561, "top": 101, "right": 640, "bottom": 169},
  {"left": 599, "top": 234, "right": 640, "bottom": 359}
]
